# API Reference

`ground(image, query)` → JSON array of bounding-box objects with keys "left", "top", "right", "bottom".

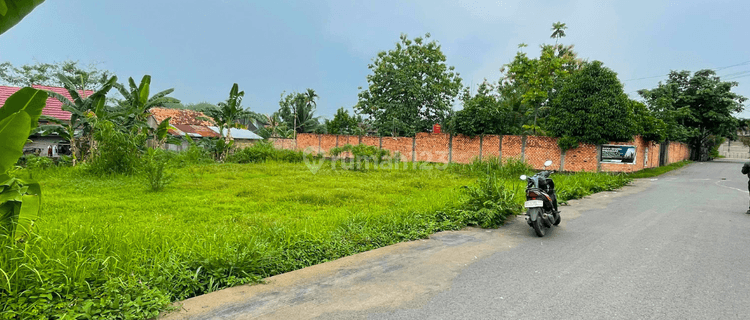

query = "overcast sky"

[{"left": 1, "top": 0, "right": 748, "bottom": 118}]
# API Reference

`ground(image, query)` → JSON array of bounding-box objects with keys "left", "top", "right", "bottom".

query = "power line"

[{"left": 622, "top": 60, "right": 750, "bottom": 82}]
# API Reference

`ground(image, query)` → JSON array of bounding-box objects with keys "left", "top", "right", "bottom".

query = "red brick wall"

[
  {"left": 449, "top": 134, "right": 481, "bottom": 164},
  {"left": 317, "top": 134, "right": 335, "bottom": 154},
  {"left": 502, "top": 135, "right": 523, "bottom": 160},
  {"left": 274, "top": 133, "right": 685, "bottom": 173},
  {"left": 381, "top": 136, "right": 413, "bottom": 162},
  {"left": 668, "top": 142, "right": 690, "bottom": 164},
  {"left": 415, "top": 133, "right": 449, "bottom": 163},
  {"left": 482, "top": 135, "right": 501, "bottom": 161},
  {"left": 525, "top": 136, "right": 562, "bottom": 171},
  {"left": 563, "top": 143, "right": 598, "bottom": 172}
]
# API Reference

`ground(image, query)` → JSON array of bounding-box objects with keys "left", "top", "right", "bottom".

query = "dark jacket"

[{"left": 742, "top": 162, "right": 750, "bottom": 176}]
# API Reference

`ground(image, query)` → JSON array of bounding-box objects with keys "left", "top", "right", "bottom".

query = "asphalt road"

[{"left": 164, "top": 160, "right": 750, "bottom": 320}]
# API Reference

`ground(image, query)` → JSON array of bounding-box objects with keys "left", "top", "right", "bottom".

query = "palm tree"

[
  {"left": 38, "top": 74, "right": 117, "bottom": 165},
  {"left": 550, "top": 22, "right": 567, "bottom": 43}
]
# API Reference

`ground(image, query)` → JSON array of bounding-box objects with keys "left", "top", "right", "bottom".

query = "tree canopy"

[
  {"left": 0, "top": 60, "right": 114, "bottom": 91},
  {"left": 639, "top": 70, "right": 747, "bottom": 160},
  {"left": 546, "top": 61, "right": 636, "bottom": 148},
  {"left": 446, "top": 81, "right": 525, "bottom": 136},
  {"left": 325, "top": 107, "right": 363, "bottom": 135},
  {"left": 278, "top": 89, "right": 321, "bottom": 134},
  {"left": 355, "top": 33, "right": 462, "bottom": 136}
]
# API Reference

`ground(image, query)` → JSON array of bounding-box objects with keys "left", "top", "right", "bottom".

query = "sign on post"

[{"left": 601, "top": 145, "right": 636, "bottom": 164}]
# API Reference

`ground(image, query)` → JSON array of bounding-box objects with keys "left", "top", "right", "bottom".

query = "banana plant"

[
  {"left": 0, "top": 0, "right": 45, "bottom": 35},
  {"left": 40, "top": 74, "right": 117, "bottom": 165},
  {"left": 0, "top": 88, "right": 46, "bottom": 241},
  {"left": 113, "top": 75, "right": 178, "bottom": 131}
]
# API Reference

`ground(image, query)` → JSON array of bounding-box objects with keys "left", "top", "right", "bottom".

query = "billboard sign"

[{"left": 601, "top": 145, "right": 636, "bottom": 164}]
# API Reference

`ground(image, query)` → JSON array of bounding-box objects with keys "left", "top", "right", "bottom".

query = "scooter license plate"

[{"left": 524, "top": 200, "right": 543, "bottom": 208}]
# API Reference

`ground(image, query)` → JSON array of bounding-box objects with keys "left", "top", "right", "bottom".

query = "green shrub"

[
  {"left": 447, "top": 173, "right": 524, "bottom": 228},
  {"left": 226, "top": 141, "right": 305, "bottom": 164},
  {"left": 329, "top": 144, "right": 392, "bottom": 170},
  {"left": 88, "top": 121, "right": 146, "bottom": 176},
  {"left": 141, "top": 148, "right": 174, "bottom": 192},
  {"left": 24, "top": 155, "right": 54, "bottom": 170}
]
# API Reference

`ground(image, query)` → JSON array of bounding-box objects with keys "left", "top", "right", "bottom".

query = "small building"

[
  {"left": 0, "top": 85, "right": 93, "bottom": 157},
  {"left": 208, "top": 126, "right": 263, "bottom": 148},
  {"left": 148, "top": 107, "right": 220, "bottom": 151}
]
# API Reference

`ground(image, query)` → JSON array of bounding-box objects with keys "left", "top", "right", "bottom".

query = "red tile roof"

[{"left": 0, "top": 85, "right": 94, "bottom": 122}]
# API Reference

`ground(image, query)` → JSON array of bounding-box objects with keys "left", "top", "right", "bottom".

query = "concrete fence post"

[
  {"left": 379, "top": 136, "right": 383, "bottom": 149},
  {"left": 560, "top": 149, "right": 566, "bottom": 172},
  {"left": 335, "top": 135, "right": 339, "bottom": 148},
  {"left": 479, "top": 135, "right": 484, "bottom": 161},
  {"left": 412, "top": 137, "right": 416, "bottom": 162},
  {"left": 498, "top": 135, "right": 503, "bottom": 163},
  {"left": 596, "top": 144, "right": 602, "bottom": 172},
  {"left": 448, "top": 134, "right": 453, "bottom": 163},
  {"left": 521, "top": 135, "right": 527, "bottom": 162},
  {"left": 318, "top": 134, "right": 322, "bottom": 155}
]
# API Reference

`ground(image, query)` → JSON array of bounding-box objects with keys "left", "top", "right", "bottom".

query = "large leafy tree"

[
  {"left": 325, "top": 107, "right": 363, "bottom": 135},
  {"left": 500, "top": 22, "right": 583, "bottom": 134},
  {"left": 447, "top": 81, "right": 525, "bottom": 136},
  {"left": 355, "top": 33, "right": 462, "bottom": 136},
  {"left": 0, "top": 60, "right": 115, "bottom": 92},
  {"left": 638, "top": 70, "right": 747, "bottom": 161},
  {"left": 278, "top": 89, "right": 321, "bottom": 134},
  {"left": 38, "top": 74, "right": 118, "bottom": 165},
  {"left": 546, "top": 61, "right": 636, "bottom": 148}
]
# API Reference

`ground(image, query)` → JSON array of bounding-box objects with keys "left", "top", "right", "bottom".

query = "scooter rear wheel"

[{"left": 532, "top": 218, "right": 546, "bottom": 237}]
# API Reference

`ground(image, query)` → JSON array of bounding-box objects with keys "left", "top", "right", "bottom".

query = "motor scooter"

[{"left": 520, "top": 160, "right": 560, "bottom": 237}]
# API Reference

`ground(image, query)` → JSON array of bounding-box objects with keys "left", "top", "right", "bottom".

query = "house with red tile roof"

[
  {"left": 148, "top": 107, "right": 262, "bottom": 150},
  {"left": 0, "top": 85, "right": 94, "bottom": 156}
]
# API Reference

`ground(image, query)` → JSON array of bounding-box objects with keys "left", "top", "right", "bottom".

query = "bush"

[
  {"left": 141, "top": 148, "right": 174, "bottom": 192},
  {"left": 174, "top": 144, "right": 214, "bottom": 166},
  {"left": 88, "top": 121, "right": 146, "bottom": 175},
  {"left": 23, "top": 155, "right": 54, "bottom": 170},
  {"left": 447, "top": 173, "right": 524, "bottom": 228},
  {"left": 226, "top": 141, "right": 305, "bottom": 164},
  {"left": 329, "top": 144, "right": 392, "bottom": 170}
]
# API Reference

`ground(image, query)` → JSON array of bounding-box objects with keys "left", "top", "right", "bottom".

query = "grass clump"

[
  {"left": 227, "top": 141, "right": 306, "bottom": 163},
  {"left": 626, "top": 160, "right": 692, "bottom": 179}
]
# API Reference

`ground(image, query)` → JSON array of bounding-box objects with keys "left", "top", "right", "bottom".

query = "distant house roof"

[
  {"left": 0, "top": 85, "right": 94, "bottom": 122},
  {"left": 149, "top": 107, "right": 222, "bottom": 138},
  {"left": 209, "top": 126, "right": 262, "bottom": 140},
  {"left": 150, "top": 107, "right": 215, "bottom": 126}
]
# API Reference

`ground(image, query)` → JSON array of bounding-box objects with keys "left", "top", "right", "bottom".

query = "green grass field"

[{"left": 2, "top": 158, "right": 687, "bottom": 319}]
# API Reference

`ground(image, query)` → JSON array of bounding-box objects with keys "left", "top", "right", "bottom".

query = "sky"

[{"left": 1, "top": 0, "right": 749, "bottom": 119}]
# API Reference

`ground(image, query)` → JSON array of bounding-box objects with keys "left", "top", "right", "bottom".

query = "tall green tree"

[
  {"left": 546, "top": 61, "right": 636, "bottom": 149},
  {"left": 447, "top": 81, "right": 525, "bottom": 136},
  {"left": 501, "top": 22, "right": 583, "bottom": 134},
  {"left": 355, "top": 33, "right": 462, "bottom": 136},
  {"left": 325, "top": 107, "right": 363, "bottom": 135},
  {"left": 638, "top": 70, "right": 747, "bottom": 161},
  {"left": 278, "top": 89, "right": 321, "bottom": 134},
  {"left": 0, "top": 60, "right": 114, "bottom": 92}
]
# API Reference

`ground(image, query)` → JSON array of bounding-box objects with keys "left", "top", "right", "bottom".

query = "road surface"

[{"left": 163, "top": 160, "right": 750, "bottom": 319}]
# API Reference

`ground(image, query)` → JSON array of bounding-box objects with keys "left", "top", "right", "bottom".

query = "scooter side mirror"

[
  {"left": 520, "top": 175, "right": 527, "bottom": 181},
  {"left": 544, "top": 160, "right": 553, "bottom": 167}
]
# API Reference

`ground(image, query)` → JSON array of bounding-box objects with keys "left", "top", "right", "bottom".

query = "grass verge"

[{"left": 625, "top": 160, "right": 692, "bottom": 179}]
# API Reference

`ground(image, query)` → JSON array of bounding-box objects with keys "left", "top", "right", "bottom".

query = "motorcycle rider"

[{"left": 742, "top": 160, "right": 750, "bottom": 214}]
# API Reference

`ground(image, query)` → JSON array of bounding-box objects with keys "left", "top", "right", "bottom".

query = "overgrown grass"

[
  {"left": 2, "top": 159, "right": 634, "bottom": 318},
  {"left": 626, "top": 160, "right": 692, "bottom": 179}
]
